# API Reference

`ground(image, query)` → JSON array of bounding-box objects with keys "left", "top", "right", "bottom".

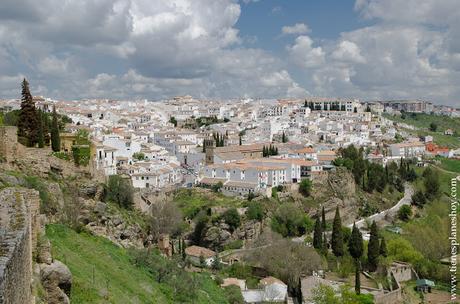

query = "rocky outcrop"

[
  {"left": 83, "top": 200, "right": 149, "bottom": 248},
  {"left": 40, "top": 260, "right": 72, "bottom": 304},
  {"left": 202, "top": 219, "right": 262, "bottom": 250}
]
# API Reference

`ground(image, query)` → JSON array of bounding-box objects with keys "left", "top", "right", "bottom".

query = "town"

[
  {"left": 0, "top": 86, "right": 459, "bottom": 303},
  {"left": 0, "top": 0, "right": 459, "bottom": 303}
]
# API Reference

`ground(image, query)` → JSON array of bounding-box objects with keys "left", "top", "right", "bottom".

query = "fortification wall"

[
  {"left": 0, "top": 188, "right": 40, "bottom": 304},
  {"left": 0, "top": 126, "right": 23, "bottom": 163}
]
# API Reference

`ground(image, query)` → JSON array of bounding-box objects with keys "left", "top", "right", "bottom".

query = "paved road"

[{"left": 348, "top": 183, "right": 414, "bottom": 231}]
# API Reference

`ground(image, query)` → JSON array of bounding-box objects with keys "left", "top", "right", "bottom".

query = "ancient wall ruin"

[
  {"left": 0, "top": 126, "right": 23, "bottom": 163},
  {"left": 0, "top": 188, "right": 40, "bottom": 304}
]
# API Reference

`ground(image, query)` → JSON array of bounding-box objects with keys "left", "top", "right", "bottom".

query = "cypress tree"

[
  {"left": 51, "top": 105, "right": 60, "bottom": 152},
  {"left": 349, "top": 223, "right": 363, "bottom": 295},
  {"left": 379, "top": 237, "right": 387, "bottom": 257},
  {"left": 348, "top": 223, "right": 363, "bottom": 260},
  {"left": 313, "top": 217, "right": 323, "bottom": 250},
  {"left": 17, "top": 78, "right": 39, "bottom": 146},
  {"left": 355, "top": 261, "right": 361, "bottom": 294},
  {"left": 37, "top": 109, "right": 44, "bottom": 148},
  {"left": 321, "top": 206, "right": 327, "bottom": 231},
  {"left": 42, "top": 111, "right": 50, "bottom": 145},
  {"left": 367, "top": 221, "right": 380, "bottom": 272},
  {"left": 239, "top": 135, "right": 242, "bottom": 145},
  {"left": 331, "top": 207, "right": 344, "bottom": 257}
]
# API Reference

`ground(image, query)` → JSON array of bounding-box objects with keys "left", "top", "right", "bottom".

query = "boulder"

[
  {"left": 79, "top": 182, "right": 98, "bottom": 198},
  {"left": 94, "top": 202, "right": 107, "bottom": 216},
  {"left": 40, "top": 260, "right": 72, "bottom": 304}
]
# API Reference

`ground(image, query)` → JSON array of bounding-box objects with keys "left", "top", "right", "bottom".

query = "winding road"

[{"left": 348, "top": 183, "right": 414, "bottom": 231}]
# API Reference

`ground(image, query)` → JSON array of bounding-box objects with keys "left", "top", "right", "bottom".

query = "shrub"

[
  {"left": 222, "top": 208, "right": 241, "bottom": 231},
  {"left": 105, "top": 175, "right": 134, "bottom": 209},
  {"left": 224, "top": 240, "right": 243, "bottom": 251},
  {"left": 398, "top": 205, "right": 412, "bottom": 221},
  {"left": 246, "top": 201, "right": 264, "bottom": 221},
  {"left": 411, "top": 190, "right": 427, "bottom": 207},
  {"left": 211, "top": 181, "right": 223, "bottom": 193},
  {"left": 299, "top": 179, "right": 312, "bottom": 197},
  {"left": 72, "top": 145, "right": 90, "bottom": 166},
  {"left": 271, "top": 203, "right": 313, "bottom": 237},
  {"left": 223, "top": 286, "right": 244, "bottom": 304}
]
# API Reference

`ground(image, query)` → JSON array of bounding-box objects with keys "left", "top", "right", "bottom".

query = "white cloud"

[
  {"left": 0, "top": 0, "right": 306, "bottom": 100},
  {"left": 286, "top": 36, "right": 325, "bottom": 68},
  {"left": 282, "top": 23, "right": 310, "bottom": 35}
]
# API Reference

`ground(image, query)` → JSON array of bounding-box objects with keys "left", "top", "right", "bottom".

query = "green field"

[
  {"left": 437, "top": 158, "right": 460, "bottom": 174},
  {"left": 384, "top": 113, "right": 460, "bottom": 148},
  {"left": 46, "top": 224, "right": 229, "bottom": 304}
]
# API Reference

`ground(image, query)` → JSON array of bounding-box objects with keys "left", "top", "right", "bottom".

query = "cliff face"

[
  {"left": 0, "top": 188, "right": 40, "bottom": 304},
  {"left": 307, "top": 167, "right": 359, "bottom": 223}
]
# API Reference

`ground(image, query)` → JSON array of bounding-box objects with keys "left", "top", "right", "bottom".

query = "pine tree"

[
  {"left": 379, "top": 237, "right": 387, "bottom": 257},
  {"left": 367, "top": 221, "right": 380, "bottom": 272},
  {"left": 17, "top": 78, "right": 39, "bottom": 146},
  {"left": 313, "top": 217, "right": 323, "bottom": 250},
  {"left": 37, "top": 109, "right": 44, "bottom": 148},
  {"left": 348, "top": 223, "right": 363, "bottom": 260},
  {"left": 51, "top": 105, "right": 60, "bottom": 152},
  {"left": 331, "top": 207, "right": 344, "bottom": 257}
]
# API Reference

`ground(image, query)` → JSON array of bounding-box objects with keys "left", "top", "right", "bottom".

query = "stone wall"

[
  {"left": 0, "top": 126, "right": 23, "bottom": 163},
  {"left": 0, "top": 188, "right": 40, "bottom": 304}
]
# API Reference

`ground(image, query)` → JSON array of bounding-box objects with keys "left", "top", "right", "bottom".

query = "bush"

[
  {"left": 105, "top": 175, "right": 134, "bottom": 209},
  {"left": 299, "top": 179, "right": 312, "bottom": 197},
  {"left": 246, "top": 201, "right": 264, "bottom": 221},
  {"left": 271, "top": 203, "right": 313, "bottom": 237},
  {"left": 222, "top": 208, "right": 241, "bottom": 232},
  {"left": 398, "top": 205, "right": 412, "bottom": 221},
  {"left": 223, "top": 286, "right": 244, "bottom": 304},
  {"left": 411, "top": 190, "right": 427, "bottom": 207},
  {"left": 72, "top": 145, "right": 90, "bottom": 166},
  {"left": 211, "top": 181, "right": 223, "bottom": 193},
  {"left": 224, "top": 240, "right": 243, "bottom": 251}
]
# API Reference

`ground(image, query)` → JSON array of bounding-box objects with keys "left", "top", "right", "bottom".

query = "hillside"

[
  {"left": 383, "top": 112, "right": 460, "bottom": 148},
  {"left": 46, "top": 224, "right": 230, "bottom": 304}
]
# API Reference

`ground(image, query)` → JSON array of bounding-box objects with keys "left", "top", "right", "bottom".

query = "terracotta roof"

[{"left": 185, "top": 245, "right": 216, "bottom": 258}]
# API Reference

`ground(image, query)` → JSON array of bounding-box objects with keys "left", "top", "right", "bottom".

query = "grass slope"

[
  {"left": 47, "top": 224, "right": 168, "bottom": 303},
  {"left": 383, "top": 113, "right": 460, "bottom": 148},
  {"left": 46, "top": 224, "right": 229, "bottom": 304}
]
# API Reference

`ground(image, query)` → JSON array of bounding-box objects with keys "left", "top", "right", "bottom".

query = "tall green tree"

[
  {"left": 367, "top": 221, "right": 380, "bottom": 272},
  {"left": 321, "top": 207, "right": 327, "bottom": 231},
  {"left": 282, "top": 131, "right": 288, "bottom": 143},
  {"left": 37, "top": 109, "right": 44, "bottom": 148},
  {"left": 355, "top": 262, "right": 361, "bottom": 295},
  {"left": 331, "top": 207, "right": 344, "bottom": 257},
  {"left": 17, "top": 78, "right": 39, "bottom": 146},
  {"left": 348, "top": 223, "right": 363, "bottom": 260},
  {"left": 379, "top": 237, "right": 387, "bottom": 257},
  {"left": 349, "top": 223, "right": 363, "bottom": 295},
  {"left": 313, "top": 216, "right": 323, "bottom": 250},
  {"left": 51, "top": 105, "right": 60, "bottom": 152},
  {"left": 41, "top": 110, "right": 50, "bottom": 145}
]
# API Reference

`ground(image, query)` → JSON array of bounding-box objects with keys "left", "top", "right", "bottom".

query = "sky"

[{"left": 0, "top": 0, "right": 459, "bottom": 105}]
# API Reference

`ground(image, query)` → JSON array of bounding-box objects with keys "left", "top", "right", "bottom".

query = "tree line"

[{"left": 313, "top": 206, "right": 387, "bottom": 295}]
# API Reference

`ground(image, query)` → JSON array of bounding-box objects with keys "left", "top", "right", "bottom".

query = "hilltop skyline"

[{"left": 0, "top": 0, "right": 459, "bottom": 106}]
